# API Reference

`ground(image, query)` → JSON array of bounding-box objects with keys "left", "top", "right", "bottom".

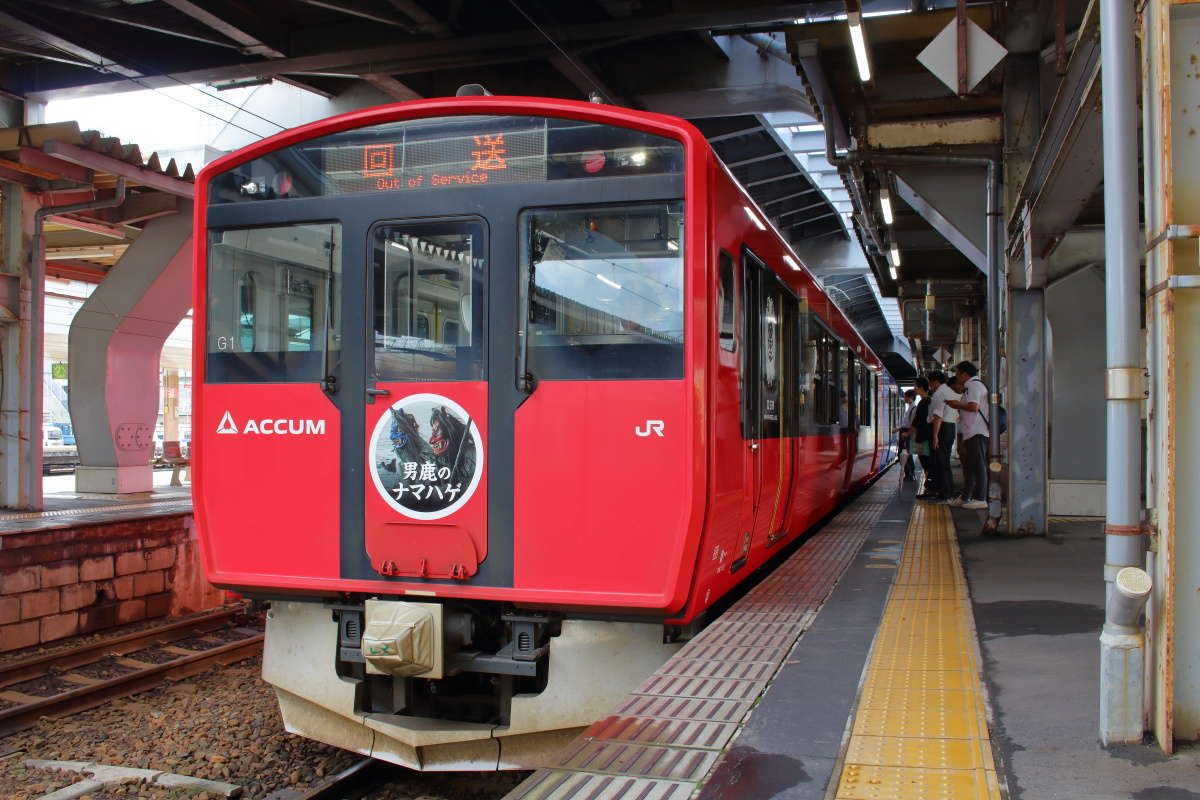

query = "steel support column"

[
  {"left": 1006, "top": 290, "right": 1048, "bottom": 535},
  {"left": 1142, "top": 0, "right": 1200, "bottom": 750}
]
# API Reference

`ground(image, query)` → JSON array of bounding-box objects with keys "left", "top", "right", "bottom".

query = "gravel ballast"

[{"left": 0, "top": 655, "right": 528, "bottom": 800}]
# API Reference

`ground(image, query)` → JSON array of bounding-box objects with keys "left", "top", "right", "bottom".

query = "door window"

[
  {"left": 373, "top": 220, "right": 486, "bottom": 382},
  {"left": 520, "top": 202, "right": 684, "bottom": 380}
]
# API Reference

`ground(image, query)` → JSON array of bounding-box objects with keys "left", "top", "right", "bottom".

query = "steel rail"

[
  {"left": 0, "top": 609, "right": 262, "bottom": 737},
  {"left": 273, "top": 757, "right": 401, "bottom": 800},
  {"left": 0, "top": 606, "right": 245, "bottom": 687}
]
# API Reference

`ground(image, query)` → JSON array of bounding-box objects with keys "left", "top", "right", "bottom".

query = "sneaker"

[
  {"left": 963, "top": 500, "right": 988, "bottom": 510},
  {"left": 947, "top": 498, "right": 965, "bottom": 507}
]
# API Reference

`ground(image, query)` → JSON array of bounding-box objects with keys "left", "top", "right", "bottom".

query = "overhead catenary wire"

[
  {"left": 15, "top": 8, "right": 290, "bottom": 137},
  {"left": 506, "top": 0, "right": 609, "bottom": 102}
]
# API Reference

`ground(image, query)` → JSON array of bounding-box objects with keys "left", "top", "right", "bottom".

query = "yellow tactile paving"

[{"left": 834, "top": 502, "right": 1003, "bottom": 800}]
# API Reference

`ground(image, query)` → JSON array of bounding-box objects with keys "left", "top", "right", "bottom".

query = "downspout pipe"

[
  {"left": 26, "top": 178, "right": 126, "bottom": 509},
  {"left": 1098, "top": 0, "right": 1146, "bottom": 746}
]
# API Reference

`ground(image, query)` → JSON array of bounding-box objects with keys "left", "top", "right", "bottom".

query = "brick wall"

[{"left": 0, "top": 513, "right": 223, "bottom": 652}]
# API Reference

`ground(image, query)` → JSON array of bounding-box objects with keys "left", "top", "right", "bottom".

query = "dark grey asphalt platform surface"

[
  {"left": 698, "top": 479, "right": 917, "bottom": 799},
  {"left": 954, "top": 510, "right": 1200, "bottom": 800}
]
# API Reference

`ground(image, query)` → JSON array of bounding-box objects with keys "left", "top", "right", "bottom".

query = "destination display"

[{"left": 209, "top": 115, "right": 684, "bottom": 203}]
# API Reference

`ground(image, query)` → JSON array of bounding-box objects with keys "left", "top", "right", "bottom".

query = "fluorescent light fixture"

[
  {"left": 889, "top": 243, "right": 901, "bottom": 267},
  {"left": 387, "top": 240, "right": 410, "bottom": 251},
  {"left": 667, "top": 240, "right": 679, "bottom": 251},
  {"left": 847, "top": 13, "right": 871, "bottom": 83},
  {"left": 783, "top": 254, "right": 801, "bottom": 271},
  {"left": 630, "top": 150, "right": 647, "bottom": 166},
  {"left": 879, "top": 189, "right": 894, "bottom": 225},
  {"left": 596, "top": 273, "right": 622, "bottom": 290},
  {"left": 743, "top": 206, "right": 766, "bottom": 231},
  {"left": 889, "top": 265, "right": 898, "bottom": 280},
  {"left": 788, "top": 123, "right": 824, "bottom": 133}
]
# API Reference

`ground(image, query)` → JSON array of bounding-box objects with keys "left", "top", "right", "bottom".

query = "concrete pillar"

[
  {"left": 1006, "top": 289, "right": 1048, "bottom": 535},
  {"left": 0, "top": 183, "right": 43, "bottom": 510},
  {"left": 69, "top": 202, "right": 192, "bottom": 494},
  {"left": 163, "top": 370, "right": 180, "bottom": 442}
]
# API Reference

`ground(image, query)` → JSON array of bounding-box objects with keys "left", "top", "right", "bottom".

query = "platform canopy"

[{"left": 0, "top": 0, "right": 918, "bottom": 375}]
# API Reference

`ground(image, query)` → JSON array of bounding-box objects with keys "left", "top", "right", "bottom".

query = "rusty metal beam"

[
  {"left": 1007, "top": 0, "right": 1100, "bottom": 277},
  {"left": 865, "top": 115, "right": 1002, "bottom": 148},
  {"left": 159, "top": 0, "right": 285, "bottom": 58},
  {"left": 297, "top": 0, "right": 415, "bottom": 29},
  {"left": 384, "top": 0, "right": 453, "bottom": 36},
  {"left": 0, "top": 8, "right": 140, "bottom": 76},
  {"left": 39, "top": 4, "right": 817, "bottom": 95},
  {"left": 359, "top": 73, "right": 422, "bottom": 101},
  {"left": 41, "top": 140, "right": 194, "bottom": 198}
]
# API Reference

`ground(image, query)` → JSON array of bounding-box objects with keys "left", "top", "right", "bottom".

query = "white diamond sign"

[
  {"left": 934, "top": 347, "right": 952, "bottom": 365},
  {"left": 917, "top": 18, "right": 1007, "bottom": 94}
]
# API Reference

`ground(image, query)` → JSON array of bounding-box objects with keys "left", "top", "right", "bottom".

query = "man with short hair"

[
  {"left": 947, "top": 361, "right": 989, "bottom": 510},
  {"left": 927, "top": 370, "right": 959, "bottom": 503}
]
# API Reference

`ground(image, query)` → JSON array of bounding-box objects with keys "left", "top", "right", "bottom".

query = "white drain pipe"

[{"left": 1098, "top": 0, "right": 1147, "bottom": 745}]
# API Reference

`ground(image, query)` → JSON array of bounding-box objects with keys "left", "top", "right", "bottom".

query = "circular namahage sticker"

[{"left": 369, "top": 394, "right": 484, "bottom": 520}]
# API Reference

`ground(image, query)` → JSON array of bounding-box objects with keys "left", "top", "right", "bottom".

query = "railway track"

[
  {"left": 0, "top": 606, "right": 262, "bottom": 738},
  {"left": 268, "top": 758, "right": 402, "bottom": 800}
]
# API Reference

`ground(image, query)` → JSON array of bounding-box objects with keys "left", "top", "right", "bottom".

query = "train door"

[
  {"left": 742, "top": 249, "right": 788, "bottom": 544},
  {"left": 362, "top": 219, "right": 489, "bottom": 580}
]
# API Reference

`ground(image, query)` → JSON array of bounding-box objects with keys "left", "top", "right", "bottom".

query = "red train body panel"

[{"left": 192, "top": 96, "right": 900, "bottom": 624}]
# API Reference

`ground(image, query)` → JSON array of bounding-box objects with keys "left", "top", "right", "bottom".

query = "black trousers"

[
  {"left": 961, "top": 433, "right": 989, "bottom": 501},
  {"left": 935, "top": 423, "right": 956, "bottom": 498}
]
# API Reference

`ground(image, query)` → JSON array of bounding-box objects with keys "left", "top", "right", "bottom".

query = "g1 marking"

[{"left": 635, "top": 420, "right": 665, "bottom": 438}]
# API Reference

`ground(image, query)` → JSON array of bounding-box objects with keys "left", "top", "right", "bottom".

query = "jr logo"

[{"left": 635, "top": 420, "right": 665, "bottom": 438}]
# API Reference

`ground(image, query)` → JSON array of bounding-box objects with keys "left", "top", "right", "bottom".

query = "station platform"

[
  {"left": 0, "top": 486, "right": 191, "bottom": 534},
  {"left": 505, "top": 477, "right": 1200, "bottom": 800}
]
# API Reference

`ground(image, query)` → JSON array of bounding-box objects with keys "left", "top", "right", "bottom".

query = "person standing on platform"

[
  {"left": 948, "top": 361, "right": 990, "bottom": 510},
  {"left": 895, "top": 389, "right": 918, "bottom": 482},
  {"left": 911, "top": 378, "right": 936, "bottom": 497},
  {"left": 927, "top": 371, "right": 959, "bottom": 503}
]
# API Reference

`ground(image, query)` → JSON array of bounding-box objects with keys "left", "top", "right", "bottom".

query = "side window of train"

[
  {"left": 740, "top": 248, "right": 761, "bottom": 439},
  {"left": 808, "top": 318, "right": 840, "bottom": 427},
  {"left": 718, "top": 251, "right": 736, "bottom": 353},
  {"left": 859, "top": 365, "right": 874, "bottom": 426}
]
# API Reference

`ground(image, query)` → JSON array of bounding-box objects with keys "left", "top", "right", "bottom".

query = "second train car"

[{"left": 193, "top": 95, "right": 901, "bottom": 770}]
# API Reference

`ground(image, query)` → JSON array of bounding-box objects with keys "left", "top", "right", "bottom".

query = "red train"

[{"left": 193, "top": 95, "right": 901, "bottom": 770}]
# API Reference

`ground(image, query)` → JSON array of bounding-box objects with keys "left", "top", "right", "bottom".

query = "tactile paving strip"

[
  {"left": 832, "top": 502, "right": 1002, "bottom": 800},
  {"left": 502, "top": 481, "right": 896, "bottom": 800}
]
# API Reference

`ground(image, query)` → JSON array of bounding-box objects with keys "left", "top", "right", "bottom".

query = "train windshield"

[
  {"left": 208, "top": 115, "right": 684, "bottom": 202},
  {"left": 205, "top": 223, "right": 341, "bottom": 382},
  {"left": 521, "top": 202, "right": 684, "bottom": 380}
]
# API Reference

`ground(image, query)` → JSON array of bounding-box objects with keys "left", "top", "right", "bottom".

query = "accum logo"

[{"left": 215, "top": 411, "right": 326, "bottom": 435}]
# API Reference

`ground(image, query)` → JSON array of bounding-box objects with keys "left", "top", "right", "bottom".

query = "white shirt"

[
  {"left": 901, "top": 403, "right": 918, "bottom": 428},
  {"left": 958, "top": 377, "right": 990, "bottom": 439},
  {"left": 929, "top": 383, "right": 960, "bottom": 425}
]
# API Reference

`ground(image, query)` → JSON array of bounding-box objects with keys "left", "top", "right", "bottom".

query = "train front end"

[{"left": 192, "top": 98, "right": 709, "bottom": 769}]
